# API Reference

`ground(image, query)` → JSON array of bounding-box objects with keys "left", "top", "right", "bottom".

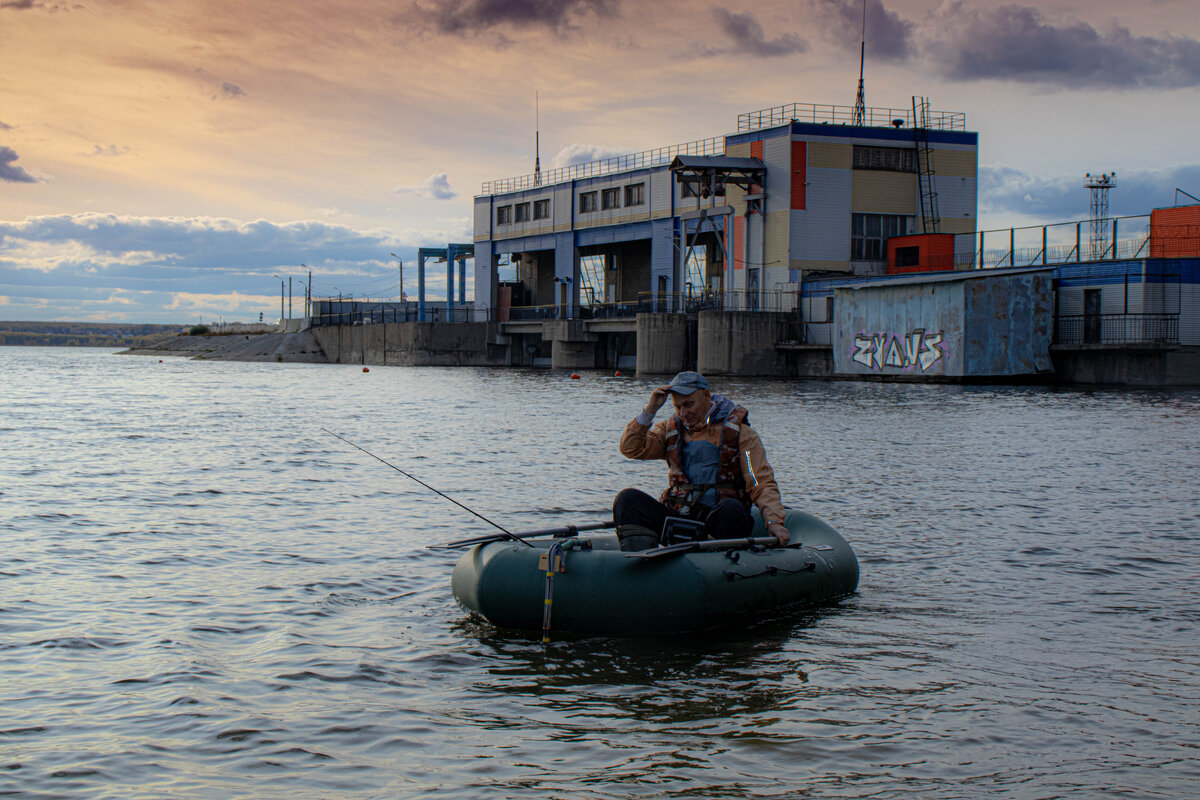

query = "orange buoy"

[
  {"left": 614, "top": 369, "right": 621, "bottom": 376},
  {"left": 362, "top": 367, "right": 370, "bottom": 373},
  {"left": 158, "top": 360, "right": 163, "bottom": 363},
  {"left": 570, "top": 373, "right": 581, "bottom": 379}
]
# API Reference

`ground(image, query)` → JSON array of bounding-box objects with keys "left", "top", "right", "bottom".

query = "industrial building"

[{"left": 472, "top": 100, "right": 977, "bottom": 337}]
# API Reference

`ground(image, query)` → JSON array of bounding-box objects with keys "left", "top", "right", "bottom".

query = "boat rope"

[{"left": 723, "top": 562, "right": 816, "bottom": 582}]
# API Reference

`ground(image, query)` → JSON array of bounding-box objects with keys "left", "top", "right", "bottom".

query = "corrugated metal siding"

[
  {"left": 835, "top": 281, "right": 965, "bottom": 376},
  {"left": 1182, "top": 284, "right": 1200, "bottom": 344},
  {"left": 928, "top": 148, "right": 977, "bottom": 177},
  {"left": 726, "top": 142, "right": 750, "bottom": 159},
  {"left": 474, "top": 246, "right": 493, "bottom": 309},
  {"left": 763, "top": 211, "right": 789, "bottom": 272},
  {"left": 554, "top": 185, "right": 573, "bottom": 233},
  {"left": 807, "top": 142, "right": 852, "bottom": 169},
  {"left": 934, "top": 175, "right": 977, "bottom": 225},
  {"left": 651, "top": 218, "right": 676, "bottom": 296},
  {"left": 791, "top": 166, "right": 852, "bottom": 265},
  {"left": 852, "top": 171, "right": 917, "bottom": 214},
  {"left": 963, "top": 272, "right": 1053, "bottom": 374},
  {"left": 651, "top": 171, "right": 672, "bottom": 216},
  {"left": 474, "top": 197, "right": 492, "bottom": 242}
]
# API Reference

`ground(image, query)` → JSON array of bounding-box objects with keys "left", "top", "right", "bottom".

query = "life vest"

[{"left": 659, "top": 406, "right": 750, "bottom": 515}]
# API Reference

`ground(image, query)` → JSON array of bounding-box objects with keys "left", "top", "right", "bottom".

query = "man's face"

[{"left": 672, "top": 389, "right": 711, "bottom": 428}]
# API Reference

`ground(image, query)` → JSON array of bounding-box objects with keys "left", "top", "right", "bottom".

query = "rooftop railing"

[
  {"left": 737, "top": 102, "right": 966, "bottom": 132},
  {"left": 480, "top": 136, "right": 726, "bottom": 196}
]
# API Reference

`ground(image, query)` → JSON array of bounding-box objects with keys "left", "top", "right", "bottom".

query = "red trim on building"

[
  {"left": 733, "top": 215, "right": 744, "bottom": 270},
  {"left": 790, "top": 141, "right": 806, "bottom": 210}
]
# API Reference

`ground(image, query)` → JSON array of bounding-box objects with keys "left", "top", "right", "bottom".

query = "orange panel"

[
  {"left": 1149, "top": 205, "right": 1200, "bottom": 258},
  {"left": 887, "top": 233, "right": 956, "bottom": 274},
  {"left": 791, "top": 141, "right": 806, "bottom": 210}
]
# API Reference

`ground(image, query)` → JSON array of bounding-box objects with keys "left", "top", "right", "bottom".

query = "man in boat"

[{"left": 615, "top": 370, "right": 790, "bottom": 551}]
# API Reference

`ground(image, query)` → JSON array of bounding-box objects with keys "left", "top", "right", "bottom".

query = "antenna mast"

[
  {"left": 852, "top": 0, "right": 866, "bottom": 125},
  {"left": 534, "top": 90, "right": 542, "bottom": 186}
]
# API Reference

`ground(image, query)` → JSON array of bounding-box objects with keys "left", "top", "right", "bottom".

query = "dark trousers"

[{"left": 613, "top": 488, "right": 753, "bottom": 542}]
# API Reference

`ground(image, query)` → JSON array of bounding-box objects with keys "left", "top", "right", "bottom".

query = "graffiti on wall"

[{"left": 850, "top": 329, "right": 945, "bottom": 372}]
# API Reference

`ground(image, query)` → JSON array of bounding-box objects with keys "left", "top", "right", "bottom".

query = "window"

[
  {"left": 853, "top": 146, "right": 917, "bottom": 172},
  {"left": 496, "top": 205, "right": 512, "bottom": 224},
  {"left": 533, "top": 199, "right": 550, "bottom": 220},
  {"left": 852, "top": 213, "right": 907, "bottom": 260},
  {"left": 895, "top": 246, "right": 920, "bottom": 267},
  {"left": 579, "top": 191, "right": 597, "bottom": 213},
  {"left": 601, "top": 187, "right": 620, "bottom": 210},
  {"left": 514, "top": 202, "right": 531, "bottom": 223},
  {"left": 624, "top": 183, "right": 645, "bottom": 206}
]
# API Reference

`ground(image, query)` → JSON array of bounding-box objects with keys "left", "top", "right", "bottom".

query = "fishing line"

[{"left": 321, "top": 428, "right": 530, "bottom": 545}]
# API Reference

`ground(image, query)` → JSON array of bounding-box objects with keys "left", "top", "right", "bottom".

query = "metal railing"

[
  {"left": 310, "top": 302, "right": 467, "bottom": 326},
  {"left": 1054, "top": 313, "right": 1179, "bottom": 345},
  {"left": 480, "top": 136, "right": 725, "bottom": 195},
  {"left": 738, "top": 102, "right": 966, "bottom": 133}
]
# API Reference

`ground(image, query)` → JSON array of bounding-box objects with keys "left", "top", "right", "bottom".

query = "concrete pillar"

[
  {"left": 697, "top": 310, "right": 788, "bottom": 376},
  {"left": 550, "top": 339, "right": 597, "bottom": 370},
  {"left": 636, "top": 313, "right": 689, "bottom": 375}
]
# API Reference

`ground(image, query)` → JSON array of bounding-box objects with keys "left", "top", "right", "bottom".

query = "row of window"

[
  {"left": 579, "top": 183, "right": 644, "bottom": 214},
  {"left": 494, "top": 183, "right": 648, "bottom": 225},
  {"left": 853, "top": 145, "right": 917, "bottom": 173},
  {"left": 496, "top": 198, "right": 551, "bottom": 225}
]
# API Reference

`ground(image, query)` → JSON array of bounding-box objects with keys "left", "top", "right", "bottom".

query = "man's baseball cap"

[{"left": 666, "top": 371, "right": 709, "bottom": 395}]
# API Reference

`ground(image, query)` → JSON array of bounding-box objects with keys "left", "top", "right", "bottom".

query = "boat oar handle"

[
  {"left": 625, "top": 535, "right": 784, "bottom": 559},
  {"left": 432, "top": 521, "right": 615, "bottom": 550}
]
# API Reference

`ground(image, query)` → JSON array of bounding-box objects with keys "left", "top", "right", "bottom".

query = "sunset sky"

[{"left": 3, "top": 0, "right": 1199, "bottom": 322}]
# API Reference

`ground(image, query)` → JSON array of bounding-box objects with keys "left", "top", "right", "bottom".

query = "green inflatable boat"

[{"left": 451, "top": 509, "right": 859, "bottom": 636}]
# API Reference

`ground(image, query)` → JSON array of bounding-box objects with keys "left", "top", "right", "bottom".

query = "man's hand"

[
  {"left": 643, "top": 384, "right": 671, "bottom": 417},
  {"left": 767, "top": 521, "right": 790, "bottom": 546}
]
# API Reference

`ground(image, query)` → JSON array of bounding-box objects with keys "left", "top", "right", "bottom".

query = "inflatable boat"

[{"left": 450, "top": 509, "right": 859, "bottom": 636}]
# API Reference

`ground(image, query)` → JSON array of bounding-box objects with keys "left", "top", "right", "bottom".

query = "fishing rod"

[{"left": 321, "top": 428, "right": 532, "bottom": 547}]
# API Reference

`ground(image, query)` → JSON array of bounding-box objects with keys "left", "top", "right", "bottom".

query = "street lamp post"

[
  {"left": 390, "top": 252, "right": 405, "bottom": 302},
  {"left": 272, "top": 274, "right": 284, "bottom": 323}
]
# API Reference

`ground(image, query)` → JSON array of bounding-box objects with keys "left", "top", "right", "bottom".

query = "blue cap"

[{"left": 666, "top": 371, "right": 709, "bottom": 395}]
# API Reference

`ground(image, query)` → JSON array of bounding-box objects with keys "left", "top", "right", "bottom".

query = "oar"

[
  {"left": 625, "top": 535, "right": 782, "bottom": 559},
  {"left": 432, "top": 521, "right": 615, "bottom": 550}
]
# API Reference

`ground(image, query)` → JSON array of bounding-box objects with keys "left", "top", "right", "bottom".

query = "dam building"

[{"left": 470, "top": 100, "right": 979, "bottom": 370}]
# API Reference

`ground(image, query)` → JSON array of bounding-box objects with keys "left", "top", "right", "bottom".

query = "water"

[{"left": 2, "top": 346, "right": 1198, "bottom": 799}]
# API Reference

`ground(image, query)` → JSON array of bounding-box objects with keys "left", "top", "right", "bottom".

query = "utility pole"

[
  {"left": 391, "top": 253, "right": 405, "bottom": 301},
  {"left": 288, "top": 276, "right": 293, "bottom": 319}
]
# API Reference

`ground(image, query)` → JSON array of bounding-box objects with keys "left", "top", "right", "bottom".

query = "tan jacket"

[{"left": 619, "top": 412, "right": 787, "bottom": 525}]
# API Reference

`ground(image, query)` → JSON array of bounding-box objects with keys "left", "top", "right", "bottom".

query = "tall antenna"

[
  {"left": 534, "top": 90, "right": 542, "bottom": 186},
  {"left": 852, "top": 0, "right": 866, "bottom": 125},
  {"left": 1084, "top": 171, "right": 1117, "bottom": 259}
]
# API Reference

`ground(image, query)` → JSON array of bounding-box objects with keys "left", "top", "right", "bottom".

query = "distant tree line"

[{"left": 0, "top": 321, "right": 187, "bottom": 347}]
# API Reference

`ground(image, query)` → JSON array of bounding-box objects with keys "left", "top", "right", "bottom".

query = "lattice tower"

[{"left": 1084, "top": 172, "right": 1117, "bottom": 259}]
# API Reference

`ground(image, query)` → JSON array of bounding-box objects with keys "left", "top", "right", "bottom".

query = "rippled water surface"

[{"left": 3, "top": 346, "right": 1198, "bottom": 799}]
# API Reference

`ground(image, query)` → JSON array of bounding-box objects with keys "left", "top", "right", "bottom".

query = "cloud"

[
  {"left": 394, "top": 173, "right": 458, "bottom": 200},
  {"left": 87, "top": 144, "right": 132, "bottom": 158},
  {"left": 0, "top": 214, "right": 446, "bottom": 321},
  {"left": 711, "top": 8, "right": 807, "bottom": 57},
  {"left": 922, "top": 3, "right": 1200, "bottom": 89},
  {"left": 808, "top": 0, "right": 912, "bottom": 60},
  {"left": 406, "top": 0, "right": 618, "bottom": 36},
  {"left": 217, "top": 82, "right": 246, "bottom": 100},
  {"left": 980, "top": 163, "right": 1200, "bottom": 222},
  {"left": 0, "top": 146, "right": 37, "bottom": 183},
  {"left": 549, "top": 143, "right": 627, "bottom": 169}
]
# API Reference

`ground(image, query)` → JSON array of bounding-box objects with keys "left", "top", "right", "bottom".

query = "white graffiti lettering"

[{"left": 850, "top": 328, "right": 945, "bottom": 372}]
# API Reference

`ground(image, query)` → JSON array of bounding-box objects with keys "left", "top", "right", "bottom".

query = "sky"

[{"left": 2, "top": 0, "right": 1199, "bottom": 323}]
